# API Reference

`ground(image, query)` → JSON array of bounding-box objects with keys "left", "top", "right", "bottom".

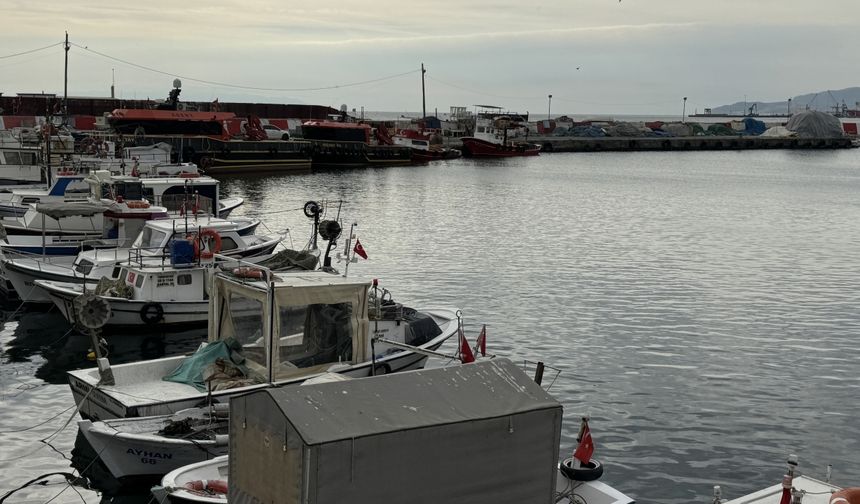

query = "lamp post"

[
  {"left": 547, "top": 94, "right": 553, "bottom": 120},
  {"left": 787, "top": 98, "right": 792, "bottom": 116},
  {"left": 682, "top": 97, "right": 687, "bottom": 123}
]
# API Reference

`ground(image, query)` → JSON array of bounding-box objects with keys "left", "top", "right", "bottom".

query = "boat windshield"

[
  {"left": 133, "top": 227, "right": 167, "bottom": 250},
  {"left": 274, "top": 303, "right": 354, "bottom": 380}
]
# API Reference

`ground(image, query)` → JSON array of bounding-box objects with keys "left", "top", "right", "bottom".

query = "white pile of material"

[
  {"left": 760, "top": 126, "right": 795, "bottom": 137},
  {"left": 786, "top": 110, "right": 844, "bottom": 137}
]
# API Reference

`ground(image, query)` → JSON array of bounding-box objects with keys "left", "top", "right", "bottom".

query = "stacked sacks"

[{"left": 786, "top": 110, "right": 844, "bottom": 137}]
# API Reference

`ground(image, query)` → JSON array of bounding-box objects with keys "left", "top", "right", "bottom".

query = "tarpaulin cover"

[
  {"left": 706, "top": 124, "right": 736, "bottom": 136},
  {"left": 569, "top": 125, "right": 605, "bottom": 137},
  {"left": 604, "top": 122, "right": 643, "bottom": 137},
  {"left": 34, "top": 201, "right": 106, "bottom": 219},
  {"left": 742, "top": 118, "right": 767, "bottom": 136},
  {"left": 760, "top": 126, "right": 795, "bottom": 137},
  {"left": 162, "top": 338, "right": 251, "bottom": 391},
  {"left": 229, "top": 358, "right": 562, "bottom": 504},
  {"left": 786, "top": 110, "right": 844, "bottom": 138},
  {"left": 663, "top": 123, "right": 693, "bottom": 137},
  {"left": 255, "top": 248, "right": 318, "bottom": 271}
]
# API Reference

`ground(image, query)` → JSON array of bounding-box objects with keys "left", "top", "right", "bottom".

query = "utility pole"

[
  {"left": 547, "top": 94, "right": 552, "bottom": 120},
  {"left": 63, "top": 31, "right": 70, "bottom": 125},
  {"left": 682, "top": 97, "right": 687, "bottom": 123},
  {"left": 421, "top": 63, "right": 426, "bottom": 119}
]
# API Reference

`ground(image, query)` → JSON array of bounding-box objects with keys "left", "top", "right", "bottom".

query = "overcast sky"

[{"left": 1, "top": 0, "right": 857, "bottom": 116}]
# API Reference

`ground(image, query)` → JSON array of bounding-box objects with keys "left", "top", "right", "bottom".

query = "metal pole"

[
  {"left": 547, "top": 94, "right": 552, "bottom": 120},
  {"left": 63, "top": 32, "right": 70, "bottom": 125},
  {"left": 682, "top": 97, "right": 687, "bottom": 123},
  {"left": 421, "top": 63, "right": 426, "bottom": 120}
]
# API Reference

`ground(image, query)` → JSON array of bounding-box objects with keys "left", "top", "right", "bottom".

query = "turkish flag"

[
  {"left": 573, "top": 423, "right": 595, "bottom": 464},
  {"left": 779, "top": 475, "right": 793, "bottom": 504},
  {"left": 353, "top": 239, "right": 368, "bottom": 259},
  {"left": 476, "top": 325, "right": 487, "bottom": 356},
  {"left": 459, "top": 327, "right": 475, "bottom": 363}
]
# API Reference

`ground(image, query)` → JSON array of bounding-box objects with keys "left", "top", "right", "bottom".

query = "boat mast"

[
  {"left": 421, "top": 63, "right": 426, "bottom": 119},
  {"left": 63, "top": 32, "right": 70, "bottom": 126}
]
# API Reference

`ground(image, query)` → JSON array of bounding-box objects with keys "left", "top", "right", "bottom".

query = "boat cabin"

[
  {"left": 117, "top": 263, "right": 210, "bottom": 303},
  {"left": 301, "top": 121, "right": 372, "bottom": 143},
  {"left": 87, "top": 170, "right": 220, "bottom": 217},
  {"left": 210, "top": 271, "right": 371, "bottom": 382},
  {"left": 108, "top": 109, "right": 236, "bottom": 137}
]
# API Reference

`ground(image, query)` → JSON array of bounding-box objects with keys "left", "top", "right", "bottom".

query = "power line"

[
  {"left": 0, "top": 42, "right": 61, "bottom": 60},
  {"left": 69, "top": 42, "right": 419, "bottom": 92},
  {"left": 427, "top": 75, "right": 544, "bottom": 101}
]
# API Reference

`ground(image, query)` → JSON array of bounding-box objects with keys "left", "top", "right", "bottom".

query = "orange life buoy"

[
  {"left": 831, "top": 488, "right": 860, "bottom": 504},
  {"left": 190, "top": 228, "right": 222, "bottom": 259},
  {"left": 232, "top": 267, "right": 265, "bottom": 279},
  {"left": 126, "top": 200, "right": 151, "bottom": 209},
  {"left": 184, "top": 479, "right": 228, "bottom": 494}
]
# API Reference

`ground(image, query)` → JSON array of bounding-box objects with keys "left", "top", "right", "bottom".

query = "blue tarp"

[
  {"left": 742, "top": 118, "right": 766, "bottom": 136},
  {"left": 569, "top": 125, "right": 605, "bottom": 137}
]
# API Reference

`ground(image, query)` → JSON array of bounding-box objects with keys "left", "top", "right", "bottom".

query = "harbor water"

[{"left": 3, "top": 149, "right": 860, "bottom": 503}]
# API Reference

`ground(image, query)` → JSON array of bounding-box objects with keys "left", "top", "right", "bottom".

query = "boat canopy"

[
  {"left": 209, "top": 271, "right": 371, "bottom": 382},
  {"left": 34, "top": 201, "right": 107, "bottom": 219},
  {"left": 228, "top": 359, "right": 562, "bottom": 504}
]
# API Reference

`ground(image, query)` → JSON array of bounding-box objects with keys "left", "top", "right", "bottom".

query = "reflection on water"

[{"left": 3, "top": 150, "right": 860, "bottom": 503}]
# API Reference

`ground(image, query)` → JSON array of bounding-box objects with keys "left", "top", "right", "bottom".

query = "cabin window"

[
  {"left": 135, "top": 274, "right": 145, "bottom": 288},
  {"left": 177, "top": 274, "right": 193, "bottom": 286},
  {"left": 274, "top": 302, "right": 353, "bottom": 379},
  {"left": 111, "top": 266, "right": 120, "bottom": 278},
  {"left": 4, "top": 152, "right": 21, "bottom": 164},
  {"left": 220, "top": 237, "right": 238, "bottom": 251},
  {"left": 74, "top": 259, "right": 94, "bottom": 275},
  {"left": 478, "top": 126, "right": 486, "bottom": 133},
  {"left": 19, "top": 152, "right": 36, "bottom": 165},
  {"left": 136, "top": 228, "right": 167, "bottom": 249},
  {"left": 222, "top": 294, "right": 267, "bottom": 378}
]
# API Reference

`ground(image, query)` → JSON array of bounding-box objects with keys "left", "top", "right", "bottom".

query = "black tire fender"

[
  {"left": 140, "top": 302, "right": 164, "bottom": 325},
  {"left": 559, "top": 457, "right": 603, "bottom": 482}
]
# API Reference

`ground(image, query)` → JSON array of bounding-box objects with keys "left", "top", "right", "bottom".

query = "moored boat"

[{"left": 65, "top": 267, "right": 459, "bottom": 420}]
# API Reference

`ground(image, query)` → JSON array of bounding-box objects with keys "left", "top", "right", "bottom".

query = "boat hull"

[{"left": 460, "top": 137, "right": 541, "bottom": 158}]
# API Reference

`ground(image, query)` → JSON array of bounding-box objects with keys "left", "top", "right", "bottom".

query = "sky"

[{"left": 0, "top": 0, "right": 858, "bottom": 116}]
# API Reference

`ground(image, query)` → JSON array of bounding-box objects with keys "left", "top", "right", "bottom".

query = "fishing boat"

[
  {"left": 0, "top": 173, "right": 91, "bottom": 218},
  {"left": 150, "top": 360, "right": 633, "bottom": 504},
  {"left": 714, "top": 455, "right": 849, "bottom": 504},
  {"left": 76, "top": 373, "right": 350, "bottom": 485},
  {"left": 390, "top": 128, "right": 462, "bottom": 162},
  {"left": 460, "top": 109, "right": 541, "bottom": 158},
  {"left": 4, "top": 217, "right": 280, "bottom": 303},
  {"left": 64, "top": 262, "right": 459, "bottom": 420}
]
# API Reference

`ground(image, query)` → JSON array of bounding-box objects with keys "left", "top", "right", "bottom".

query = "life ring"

[
  {"left": 559, "top": 457, "right": 603, "bottom": 482},
  {"left": 191, "top": 229, "right": 222, "bottom": 259},
  {"left": 140, "top": 302, "right": 164, "bottom": 325},
  {"left": 373, "top": 362, "right": 391, "bottom": 376},
  {"left": 831, "top": 488, "right": 860, "bottom": 504},
  {"left": 232, "top": 267, "right": 265, "bottom": 279},
  {"left": 184, "top": 479, "right": 228, "bottom": 495},
  {"left": 125, "top": 200, "right": 151, "bottom": 209}
]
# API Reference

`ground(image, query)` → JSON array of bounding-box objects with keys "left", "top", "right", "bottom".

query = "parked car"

[{"left": 263, "top": 124, "right": 290, "bottom": 140}]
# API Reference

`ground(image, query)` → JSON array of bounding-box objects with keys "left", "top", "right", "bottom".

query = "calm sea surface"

[{"left": 3, "top": 149, "right": 860, "bottom": 503}]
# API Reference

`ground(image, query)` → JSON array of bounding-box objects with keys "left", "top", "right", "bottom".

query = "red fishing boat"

[{"left": 460, "top": 112, "right": 541, "bottom": 158}]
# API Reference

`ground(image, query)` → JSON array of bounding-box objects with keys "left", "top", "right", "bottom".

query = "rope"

[{"left": 0, "top": 473, "right": 82, "bottom": 504}]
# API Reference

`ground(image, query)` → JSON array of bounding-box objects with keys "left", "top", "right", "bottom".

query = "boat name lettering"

[
  {"left": 156, "top": 274, "right": 174, "bottom": 287},
  {"left": 126, "top": 448, "right": 173, "bottom": 461}
]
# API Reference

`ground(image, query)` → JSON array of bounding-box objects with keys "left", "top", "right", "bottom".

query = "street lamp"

[
  {"left": 548, "top": 94, "right": 553, "bottom": 121},
  {"left": 682, "top": 97, "right": 687, "bottom": 123},
  {"left": 787, "top": 98, "right": 792, "bottom": 116}
]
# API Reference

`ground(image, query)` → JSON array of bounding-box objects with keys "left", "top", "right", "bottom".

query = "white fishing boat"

[
  {"left": 77, "top": 374, "right": 350, "bottom": 484},
  {"left": 4, "top": 217, "right": 282, "bottom": 303},
  {"left": 65, "top": 266, "right": 460, "bottom": 420},
  {"left": 714, "top": 455, "right": 849, "bottom": 504},
  {"left": 150, "top": 360, "right": 633, "bottom": 504},
  {"left": 0, "top": 173, "right": 90, "bottom": 218},
  {"left": 0, "top": 170, "right": 245, "bottom": 237}
]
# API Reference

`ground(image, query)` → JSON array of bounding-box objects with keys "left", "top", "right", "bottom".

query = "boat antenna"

[
  {"left": 421, "top": 63, "right": 426, "bottom": 120},
  {"left": 63, "top": 31, "right": 70, "bottom": 126}
]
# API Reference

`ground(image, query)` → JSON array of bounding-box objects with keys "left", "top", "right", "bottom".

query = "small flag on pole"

[
  {"left": 475, "top": 325, "right": 487, "bottom": 356},
  {"left": 573, "top": 422, "right": 595, "bottom": 464},
  {"left": 353, "top": 238, "right": 368, "bottom": 260},
  {"left": 459, "top": 326, "right": 475, "bottom": 363}
]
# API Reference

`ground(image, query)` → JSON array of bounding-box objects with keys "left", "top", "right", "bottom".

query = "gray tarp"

[
  {"left": 786, "top": 110, "right": 844, "bottom": 138},
  {"left": 229, "top": 359, "right": 562, "bottom": 504},
  {"left": 34, "top": 201, "right": 106, "bottom": 219}
]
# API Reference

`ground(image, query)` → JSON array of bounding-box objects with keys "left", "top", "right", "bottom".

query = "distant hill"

[{"left": 709, "top": 87, "right": 860, "bottom": 115}]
